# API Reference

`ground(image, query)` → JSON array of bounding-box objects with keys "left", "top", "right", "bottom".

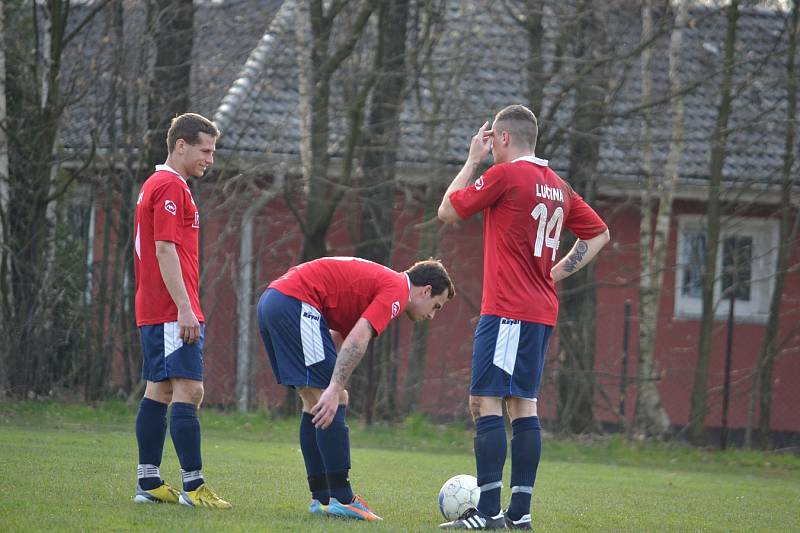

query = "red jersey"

[
  {"left": 449, "top": 156, "right": 607, "bottom": 325},
  {"left": 134, "top": 165, "right": 204, "bottom": 326},
  {"left": 269, "top": 257, "right": 409, "bottom": 337}
]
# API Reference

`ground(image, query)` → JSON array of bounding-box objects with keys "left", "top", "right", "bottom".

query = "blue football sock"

[
  {"left": 316, "top": 405, "right": 353, "bottom": 504},
  {"left": 474, "top": 415, "right": 507, "bottom": 517},
  {"left": 300, "top": 412, "right": 330, "bottom": 504},
  {"left": 170, "top": 402, "right": 204, "bottom": 492},
  {"left": 135, "top": 397, "right": 168, "bottom": 490},
  {"left": 507, "top": 416, "right": 541, "bottom": 521}
]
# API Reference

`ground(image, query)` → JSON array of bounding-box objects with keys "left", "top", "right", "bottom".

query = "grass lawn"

[{"left": 1, "top": 401, "right": 798, "bottom": 531}]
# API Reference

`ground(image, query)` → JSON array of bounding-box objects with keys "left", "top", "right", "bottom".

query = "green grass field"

[{"left": 1, "top": 402, "right": 798, "bottom": 532}]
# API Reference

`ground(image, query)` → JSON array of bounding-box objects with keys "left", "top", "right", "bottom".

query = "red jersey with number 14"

[
  {"left": 269, "top": 257, "right": 409, "bottom": 337},
  {"left": 134, "top": 165, "right": 204, "bottom": 326},
  {"left": 449, "top": 156, "right": 607, "bottom": 325}
]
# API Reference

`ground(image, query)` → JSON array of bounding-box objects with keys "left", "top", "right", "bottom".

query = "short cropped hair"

[
  {"left": 495, "top": 104, "right": 538, "bottom": 152},
  {"left": 167, "top": 113, "right": 220, "bottom": 153},
  {"left": 406, "top": 259, "right": 456, "bottom": 300}
]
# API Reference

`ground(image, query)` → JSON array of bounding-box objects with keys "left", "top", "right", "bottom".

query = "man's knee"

[
  {"left": 469, "top": 395, "right": 502, "bottom": 420},
  {"left": 172, "top": 378, "right": 204, "bottom": 406},
  {"left": 506, "top": 397, "right": 537, "bottom": 421},
  {"left": 144, "top": 380, "right": 172, "bottom": 404},
  {"left": 189, "top": 387, "right": 204, "bottom": 407},
  {"left": 184, "top": 388, "right": 203, "bottom": 407}
]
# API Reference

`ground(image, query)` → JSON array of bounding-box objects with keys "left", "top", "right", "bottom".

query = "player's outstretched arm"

[
  {"left": 438, "top": 121, "right": 493, "bottom": 224},
  {"left": 550, "top": 229, "right": 611, "bottom": 283},
  {"left": 311, "top": 318, "right": 374, "bottom": 429}
]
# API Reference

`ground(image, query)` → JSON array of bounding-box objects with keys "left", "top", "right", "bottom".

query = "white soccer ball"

[{"left": 438, "top": 474, "right": 480, "bottom": 520}]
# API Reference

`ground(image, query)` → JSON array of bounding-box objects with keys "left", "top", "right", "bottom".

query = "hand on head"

[
  {"left": 468, "top": 121, "right": 493, "bottom": 163},
  {"left": 480, "top": 122, "right": 494, "bottom": 141}
]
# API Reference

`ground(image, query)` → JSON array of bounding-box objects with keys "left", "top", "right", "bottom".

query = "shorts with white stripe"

[
  {"left": 139, "top": 322, "right": 205, "bottom": 382},
  {"left": 469, "top": 315, "right": 552, "bottom": 399},
  {"left": 256, "top": 288, "right": 337, "bottom": 388}
]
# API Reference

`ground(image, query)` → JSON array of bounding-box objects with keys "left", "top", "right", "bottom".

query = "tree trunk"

[
  {"left": 688, "top": 0, "right": 740, "bottom": 446},
  {"left": 295, "top": 0, "right": 376, "bottom": 264},
  {"left": 236, "top": 210, "right": 257, "bottom": 412},
  {"left": 79, "top": 0, "right": 144, "bottom": 400},
  {"left": 518, "top": 0, "right": 571, "bottom": 156},
  {"left": 634, "top": 0, "right": 685, "bottom": 438},
  {"left": 557, "top": 0, "right": 608, "bottom": 434},
  {"left": 524, "top": 0, "right": 545, "bottom": 118},
  {"left": 0, "top": 0, "right": 9, "bottom": 396},
  {"left": 119, "top": 0, "right": 153, "bottom": 395},
  {"left": 145, "top": 0, "right": 193, "bottom": 167},
  {"left": 88, "top": 188, "right": 116, "bottom": 400},
  {"left": 402, "top": 189, "right": 441, "bottom": 415},
  {"left": 4, "top": 1, "right": 69, "bottom": 396},
  {"left": 351, "top": 0, "right": 409, "bottom": 423},
  {"left": 355, "top": 0, "right": 408, "bottom": 268},
  {"left": 750, "top": 0, "right": 799, "bottom": 450}
]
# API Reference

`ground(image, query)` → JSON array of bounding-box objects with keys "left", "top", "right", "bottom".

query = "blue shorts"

[
  {"left": 139, "top": 322, "right": 205, "bottom": 382},
  {"left": 256, "top": 288, "right": 337, "bottom": 388},
  {"left": 470, "top": 315, "right": 552, "bottom": 400}
]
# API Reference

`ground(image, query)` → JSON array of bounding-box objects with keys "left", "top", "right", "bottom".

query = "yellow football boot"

[
  {"left": 178, "top": 483, "right": 232, "bottom": 509},
  {"left": 133, "top": 481, "right": 181, "bottom": 504}
]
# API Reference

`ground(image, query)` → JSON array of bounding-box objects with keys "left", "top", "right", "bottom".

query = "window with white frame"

[{"left": 674, "top": 215, "right": 778, "bottom": 323}]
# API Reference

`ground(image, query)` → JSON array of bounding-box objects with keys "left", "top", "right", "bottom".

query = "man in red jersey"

[
  {"left": 132, "top": 113, "right": 231, "bottom": 509},
  {"left": 437, "top": 105, "right": 610, "bottom": 530},
  {"left": 257, "top": 257, "right": 455, "bottom": 521}
]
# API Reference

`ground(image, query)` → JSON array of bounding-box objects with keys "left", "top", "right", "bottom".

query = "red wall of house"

[
  {"left": 126, "top": 189, "right": 799, "bottom": 433},
  {"left": 587, "top": 199, "right": 800, "bottom": 432}
]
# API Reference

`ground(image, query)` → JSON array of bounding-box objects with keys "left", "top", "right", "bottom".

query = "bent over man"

[{"left": 257, "top": 257, "right": 455, "bottom": 521}]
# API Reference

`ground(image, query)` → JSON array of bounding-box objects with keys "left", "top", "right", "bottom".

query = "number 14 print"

[{"left": 531, "top": 203, "right": 563, "bottom": 260}]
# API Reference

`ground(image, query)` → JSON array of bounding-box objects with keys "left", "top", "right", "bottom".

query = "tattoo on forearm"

[
  {"left": 563, "top": 241, "right": 589, "bottom": 273},
  {"left": 331, "top": 341, "right": 367, "bottom": 387}
]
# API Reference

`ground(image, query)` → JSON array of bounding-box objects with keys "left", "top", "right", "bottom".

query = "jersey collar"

[
  {"left": 405, "top": 273, "right": 411, "bottom": 302},
  {"left": 512, "top": 155, "right": 549, "bottom": 167},
  {"left": 155, "top": 164, "right": 188, "bottom": 184}
]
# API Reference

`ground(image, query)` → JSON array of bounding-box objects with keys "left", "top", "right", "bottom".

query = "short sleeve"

[
  {"left": 151, "top": 181, "right": 185, "bottom": 244},
  {"left": 565, "top": 190, "right": 607, "bottom": 240},
  {"left": 449, "top": 165, "right": 507, "bottom": 220},
  {"left": 361, "top": 289, "right": 406, "bottom": 336}
]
